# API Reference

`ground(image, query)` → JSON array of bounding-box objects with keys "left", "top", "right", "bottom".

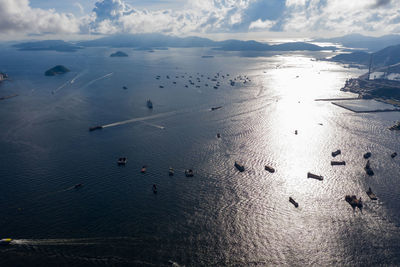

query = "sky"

[{"left": 0, "top": 0, "right": 399, "bottom": 41}]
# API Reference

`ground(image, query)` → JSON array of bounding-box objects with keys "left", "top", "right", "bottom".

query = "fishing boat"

[
  {"left": 264, "top": 165, "right": 275, "bottom": 173},
  {"left": 234, "top": 161, "right": 245, "bottom": 172},
  {"left": 169, "top": 167, "right": 174, "bottom": 176},
  {"left": 345, "top": 195, "right": 363, "bottom": 210},
  {"left": 0, "top": 238, "right": 12, "bottom": 246},
  {"left": 366, "top": 187, "right": 377, "bottom": 200},
  {"left": 331, "top": 149, "right": 341, "bottom": 157},
  {"left": 391, "top": 152, "right": 397, "bottom": 158},
  {"left": 289, "top": 197, "right": 298, "bottom": 208},
  {"left": 307, "top": 172, "right": 323, "bottom": 181},
  {"left": 211, "top": 106, "right": 222, "bottom": 111},
  {"left": 89, "top": 125, "right": 103, "bottom": 131},
  {"left": 331, "top": 161, "right": 346, "bottom": 166},
  {"left": 363, "top": 152, "right": 371, "bottom": 159},
  {"left": 117, "top": 157, "right": 127, "bottom": 165},
  {"left": 185, "top": 169, "right": 194, "bottom": 177},
  {"left": 364, "top": 160, "right": 374, "bottom": 176},
  {"left": 147, "top": 99, "right": 153, "bottom": 109},
  {"left": 141, "top": 165, "right": 147, "bottom": 173}
]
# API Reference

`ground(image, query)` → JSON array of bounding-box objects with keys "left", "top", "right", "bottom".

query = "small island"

[
  {"left": 110, "top": 51, "right": 128, "bottom": 57},
  {"left": 45, "top": 65, "right": 70, "bottom": 76}
]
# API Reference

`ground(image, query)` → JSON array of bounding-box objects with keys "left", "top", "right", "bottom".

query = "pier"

[{"left": 331, "top": 102, "right": 400, "bottom": 113}]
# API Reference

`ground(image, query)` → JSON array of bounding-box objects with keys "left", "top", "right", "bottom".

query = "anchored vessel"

[
  {"left": 366, "top": 187, "right": 377, "bottom": 200},
  {"left": 331, "top": 149, "right": 341, "bottom": 157},
  {"left": 117, "top": 157, "right": 127, "bottom": 165},
  {"left": 331, "top": 161, "right": 346, "bottom": 166},
  {"left": 234, "top": 161, "right": 245, "bottom": 172},
  {"left": 147, "top": 99, "right": 153, "bottom": 109},
  {"left": 307, "top": 172, "right": 323, "bottom": 181},
  {"left": 364, "top": 160, "right": 374, "bottom": 176},
  {"left": 289, "top": 197, "right": 298, "bottom": 208},
  {"left": 363, "top": 152, "right": 371, "bottom": 159},
  {"left": 264, "top": 165, "right": 275, "bottom": 173},
  {"left": 185, "top": 169, "right": 194, "bottom": 177}
]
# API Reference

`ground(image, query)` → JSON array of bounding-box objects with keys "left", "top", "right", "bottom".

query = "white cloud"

[
  {"left": 0, "top": 0, "right": 80, "bottom": 35},
  {"left": 74, "top": 3, "right": 84, "bottom": 15},
  {"left": 249, "top": 19, "right": 275, "bottom": 30}
]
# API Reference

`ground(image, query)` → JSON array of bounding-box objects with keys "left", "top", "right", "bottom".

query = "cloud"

[
  {"left": 0, "top": 0, "right": 80, "bottom": 35},
  {"left": 372, "top": 0, "right": 391, "bottom": 8},
  {"left": 74, "top": 3, "right": 84, "bottom": 15},
  {"left": 249, "top": 19, "right": 275, "bottom": 30}
]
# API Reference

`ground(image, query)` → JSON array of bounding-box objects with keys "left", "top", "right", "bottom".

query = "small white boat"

[{"left": 0, "top": 238, "right": 12, "bottom": 245}]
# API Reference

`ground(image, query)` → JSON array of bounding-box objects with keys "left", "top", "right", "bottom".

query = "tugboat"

[
  {"left": 289, "top": 197, "right": 298, "bottom": 208},
  {"left": 147, "top": 99, "right": 153, "bottom": 109},
  {"left": 364, "top": 160, "right": 374, "bottom": 176},
  {"left": 331, "top": 149, "right": 341, "bottom": 157},
  {"left": 363, "top": 152, "right": 371, "bottom": 159},
  {"left": 185, "top": 169, "right": 194, "bottom": 177},
  {"left": 169, "top": 167, "right": 174, "bottom": 176},
  {"left": 0, "top": 238, "right": 12, "bottom": 246},
  {"left": 264, "top": 165, "right": 275, "bottom": 173},
  {"left": 345, "top": 195, "right": 363, "bottom": 210},
  {"left": 89, "top": 125, "right": 103, "bottom": 131},
  {"left": 307, "top": 172, "right": 323, "bottom": 181},
  {"left": 117, "top": 157, "right": 127, "bottom": 165},
  {"left": 366, "top": 187, "right": 377, "bottom": 200},
  {"left": 152, "top": 184, "right": 157, "bottom": 194},
  {"left": 141, "top": 165, "right": 147, "bottom": 173},
  {"left": 331, "top": 161, "right": 346, "bottom": 166},
  {"left": 234, "top": 161, "right": 245, "bottom": 172}
]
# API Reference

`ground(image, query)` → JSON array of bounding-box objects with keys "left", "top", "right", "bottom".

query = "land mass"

[
  {"left": 13, "top": 40, "right": 82, "bottom": 52},
  {"left": 45, "top": 65, "right": 70, "bottom": 76},
  {"left": 110, "top": 51, "right": 128, "bottom": 57}
]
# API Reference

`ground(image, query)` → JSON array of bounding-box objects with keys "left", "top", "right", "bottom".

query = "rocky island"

[
  {"left": 110, "top": 51, "right": 128, "bottom": 57},
  {"left": 45, "top": 65, "right": 70, "bottom": 76}
]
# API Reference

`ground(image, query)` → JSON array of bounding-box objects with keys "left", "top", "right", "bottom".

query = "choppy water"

[{"left": 1, "top": 46, "right": 400, "bottom": 266}]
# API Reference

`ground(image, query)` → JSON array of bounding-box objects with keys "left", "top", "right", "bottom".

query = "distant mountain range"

[
  {"left": 13, "top": 33, "right": 335, "bottom": 53},
  {"left": 329, "top": 43, "right": 400, "bottom": 68},
  {"left": 314, "top": 33, "right": 400, "bottom": 52}
]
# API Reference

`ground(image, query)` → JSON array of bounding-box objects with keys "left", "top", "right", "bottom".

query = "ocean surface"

[{"left": 1, "top": 46, "right": 400, "bottom": 266}]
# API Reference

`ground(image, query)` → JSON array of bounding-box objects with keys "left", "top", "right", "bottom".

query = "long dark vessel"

[
  {"left": 331, "top": 149, "right": 341, "bottom": 157},
  {"left": 234, "top": 161, "right": 245, "bottom": 172},
  {"left": 147, "top": 99, "right": 153, "bottom": 109},
  {"left": 307, "top": 172, "right": 323, "bottom": 181},
  {"left": 211, "top": 106, "right": 222, "bottom": 111},
  {"left": 265, "top": 165, "right": 275, "bottom": 173},
  {"left": 289, "top": 197, "right": 298, "bottom": 208},
  {"left": 331, "top": 161, "right": 346, "bottom": 166},
  {"left": 89, "top": 125, "right": 103, "bottom": 131},
  {"left": 366, "top": 187, "right": 377, "bottom": 200}
]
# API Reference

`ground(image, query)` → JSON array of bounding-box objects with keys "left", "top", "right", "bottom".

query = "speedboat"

[
  {"left": 289, "top": 197, "right": 298, "bottom": 208},
  {"left": 307, "top": 172, "right": 323, "bottom": 181},
  {"left": 117, "top": 157, "right": 127, "bottom": 165},
  {"left": 89, "top": 125, "right": 103, "bottom": 131},
  {"left": 234, "top": 161, "right": 245, "bottom": 172},
  {"left": 366, "top": 187, "right": 377, "bottom": 200},
  {"left": 185, "top": 169, "right": 194, "bottom": 177},
  {"left": 0, "top": 238, "right": 12, "bottom": 245},
  {"left": 169, "top": 167, "right": 174, "bottom": 176},
  {"left": 331, "top": 149, "right": 341, "bottom": 157},
  {"left": 264, "top": 165, "right": 275, "bottom": 173}
]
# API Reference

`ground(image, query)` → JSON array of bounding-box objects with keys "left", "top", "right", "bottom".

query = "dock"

[{"left": 331, "top": 102, "right": 400, "bottom": 113}]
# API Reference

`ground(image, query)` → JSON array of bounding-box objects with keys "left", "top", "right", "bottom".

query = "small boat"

[
  {"left": 216, "top": 133, "right": 221, "bottom": 138},
  {"left": 264, "top": 165, "right": 275, "bottom": 173},
  {"left": 289, "top": 197, "right": 298, "bottom": 208},
  {"left": 117, "top": 157, "right": 127, "bottom": 165},
  {"left": 364, "top": 160, "right": 374, "bottom": 176},
  {"left": 159, "top": 85, "right": 164, "bottom": 88},
  {"left": 294, "top": 130, "right": 298, "bottom": 135},
  {"left": 74, "top": 183, "right": 83, "bottom": 189},
  {"left": 331, "top": 161, "right": 346, "bottom": 166},
  {"left": 307, "top": 172, "right": 323, "bottom": 181},
  {"left": 366, "top": 187, "right": 377, "bottom": 200},
  {"left": 213, "top": 86, "right": 218, "bottom": 89},
  {"left": 391, "top": 152, "right": 397, "bottom": 158},
  {"left": 389, "top": 121, "right": 400, "bottom": 130},
  {"left": 0, "top": 238, "right": 12, "bottom": 246},
  {"left": 363, "top": 152, "right": 371, "bottom": 159},
  {"left": 234, "top": 161, "right": 245, "bottom": 172},
  {"left": 345, "top": 195, "right": 363, "bottom": 210},
  {"left": 147, "top": 100, "right": 153, "bottom": 109},
  {"left": 122, "top": 86, "right": 128, "bottom": 90},
  {"left": 152, "top": 184, "right": 157, "bottom": 194},
  {"left": 141, "top": 165, "right": 147, "bottom": 173},
  {"left": 331, "top": 149, "right": 341, "bottom": 157},
  {"left": 169, "top": 167, "right": 174, "bottom": 176},
  {"left": 211, "top": 106, "right": 222, "bottom": 111},
  {"left": 89, "top": 125, "right": 103, "bottom": 131},
  {"left": 185, "top": 169, "right": 194, "bottom": 177}
]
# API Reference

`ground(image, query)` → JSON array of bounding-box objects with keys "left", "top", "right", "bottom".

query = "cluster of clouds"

[{"left": 0, "top": 0, "right": 399, "bottom": 38}]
